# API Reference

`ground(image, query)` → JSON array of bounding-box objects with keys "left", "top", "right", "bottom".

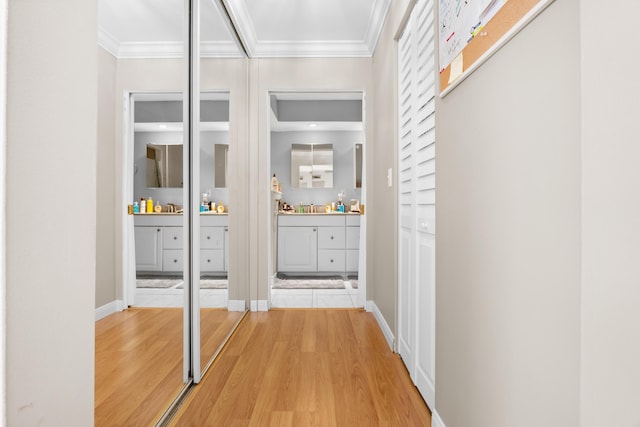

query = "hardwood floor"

[
  {"left": 170, "top": 309, "right": 432, "bottom": 426},
  {"left": 95, "top": 307, "right": 244, "bottom": 426}
]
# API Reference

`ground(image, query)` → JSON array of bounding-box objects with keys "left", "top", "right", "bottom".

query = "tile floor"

[{"left": 270, "top": 279, "right": 361, "bottom": 308}]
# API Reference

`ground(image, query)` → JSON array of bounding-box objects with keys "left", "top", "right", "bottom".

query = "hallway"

[{"left": 170, "top": 309, "right": 431, "bottom": 425}]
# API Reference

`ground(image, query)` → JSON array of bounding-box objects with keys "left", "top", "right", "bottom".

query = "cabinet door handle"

[
  {"left": 207, "top": 259, "right": 211, "bottom": 263},
  {"left": 173, "top": 259, "right": 178, "bottom": 263},
  {"left": 225, "top": 227, "right": 228, "bottom": 232},
  {"left": 157, "top": 228, "right": 161, "bottom": 232},
  {"left": 330, "top": 259, "right": 334, "bottom": 263},
  {"left": 173, "top": 236, "right": 177, "bottom": 240},
  {"left": 330, "top": 236, "right": 334, "bottom": 240},
  {"left": 207, "top": 236, "right": 210, "bottom": 240},
  {"left": 313, "top": 228, "right": 316, "bottom": 232}
]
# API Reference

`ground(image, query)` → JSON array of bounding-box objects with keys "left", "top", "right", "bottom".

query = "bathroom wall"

[{"left": 270, "top": 130, "right": 363, "bottom": 207}]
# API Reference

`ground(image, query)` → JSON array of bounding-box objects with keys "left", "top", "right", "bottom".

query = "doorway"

[{"left": 267, "top": 91, "right": 367, "bottom": 309}]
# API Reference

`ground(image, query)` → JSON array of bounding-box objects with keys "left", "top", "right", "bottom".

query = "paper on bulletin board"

[
  {"left": 439, "top": 0, "right": 506, "bottom": 74},
  {"left": 438, "top": 0, "right": 556, "bottom": 96}
]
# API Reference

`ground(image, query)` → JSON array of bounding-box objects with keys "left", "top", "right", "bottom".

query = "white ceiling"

[{"left": 98, "top": 0, "right": 390, "bottom": 58}]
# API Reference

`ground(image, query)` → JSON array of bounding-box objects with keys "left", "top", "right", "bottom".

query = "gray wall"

[
  {"left": 97, "top": 47, "right": 117, "bottom": 308},
  {"left": 270, "top": 131, "right": 362, "bottom": 206},
  {"left": 6, "top": 0, "right": 97, "bottom": 424},
  {"left": 133, "top": 130, "right": 229, "bottom": 207},
  {"left": 581, "top": 1, "right": 640, "bottom": 425},
  {"left": 435, "top": 1, "right": 581, "bottom": 425}
]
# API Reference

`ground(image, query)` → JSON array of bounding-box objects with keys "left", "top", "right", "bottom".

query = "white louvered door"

[{"left": 397, "top": 0, "right": 436, "bottom": 409}]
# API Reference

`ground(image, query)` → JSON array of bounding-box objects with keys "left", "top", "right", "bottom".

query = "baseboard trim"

[
  {"left": 371, "top": 301, "right": 394, "bottom": 351},
  {"left": 95, "top": 300, "right": 124, "bottom": 321},
  {"left": 365, "top": 300, "right": 374, "bottom": 312},
  {"left": 432, "top": 409, "right": 445, "bottom": 427},
  {"left": 250, "top": 300, "right": 269, "bottom": 312}
]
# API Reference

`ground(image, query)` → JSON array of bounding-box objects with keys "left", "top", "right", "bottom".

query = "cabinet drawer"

[
  {"left": 163, "top": 227, "right": 183, "bottom": 249},
  {"left": 346, "top": 249, "right": 359, "bottom": 272},
  {"left": 318, "top": 227, "right": 345, "bottom": 249},
  {"left": 346, "top": 227, "right": 360, "bottom": 249},
  {"left": 162, "top": 249, "right": 183, "bottom": 271},
  {"left": 318, "top": 250, "right": 345, "bottom": 271},
  {"left": 200, "top": 249, "right": 224, "bottom": 272},
  {"left": 201, "top": 227, "right": 224, "bottom": 249}
]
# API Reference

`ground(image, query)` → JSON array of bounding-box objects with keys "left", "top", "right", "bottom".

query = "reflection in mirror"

[
  {"left": 355, "top": 143, "right": 363, "bottom": 188},
  {"left": 147, "top": 143, "right": 183, "bottom": 188},
  {"left": 214, "top": 144, "right": 229, "bottom": 188},
  {"left": 291, "top": 143, "right": 334, "bottom": 188}
]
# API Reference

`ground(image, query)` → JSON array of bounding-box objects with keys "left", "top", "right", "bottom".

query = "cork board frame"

[{"left": 439, "top": 0, "right": 555, "bottom": 97}]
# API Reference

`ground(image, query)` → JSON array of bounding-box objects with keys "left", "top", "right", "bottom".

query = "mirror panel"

[
  {"left": 291, "top": 143, "right": 333, "bottom": 188},
  {"left": 147, "top": 143, "right": 183, "bottom": 188},
  {"left": 355, "top": 143, "right": 363, "bottom": 188}
]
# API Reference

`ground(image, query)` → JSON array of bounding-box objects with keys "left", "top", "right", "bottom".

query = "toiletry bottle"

[
  {"left": 271, "top": 174, "right": 279, "bottom": 192},
  {"left": 202, "top": 193, "right": 209, "bottom": 212},
  {"left": 133, "top": 202, "right": 139, "bottom": 214},
  {"left": 154, "top": 201, "right": 162, "bottom": 213},
  {"left": 140, "top": 198, "right": 146, "bottom": 213},
  {"left": 147, "top": 197, "right": 153, "bottom": 213}
]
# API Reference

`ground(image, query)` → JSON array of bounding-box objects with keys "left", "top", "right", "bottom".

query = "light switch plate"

[{"left": 387, "top": 168, "right": 392, "bottom": 187}]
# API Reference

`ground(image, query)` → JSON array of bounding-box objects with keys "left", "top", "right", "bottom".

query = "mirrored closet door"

[{"left": 96, "top": 0, "right": 246, "bottom": 424}]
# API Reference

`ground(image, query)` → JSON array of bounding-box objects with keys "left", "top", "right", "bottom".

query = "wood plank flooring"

[
  {"left": 170, "top": 309, "right": 432, "bottom": 426},
  {"left": 95, "top": 307, "right": 243, "bottom": 426}
]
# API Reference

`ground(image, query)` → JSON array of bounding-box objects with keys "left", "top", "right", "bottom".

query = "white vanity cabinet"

[
  {"left": 135, "top": 226, "right": 163, "bottom": 271},
  {"left": 278, "top": 226, "right": 318, "bottom": 272},
  {"left": 134, "top": 214, "right": 228, "bottom": 274},
  {"left": 346, "top": 215, "right": 360, "bottom": 272},
  {"left": 277, "top": 214, "right": 360, "bottom": 274},
  {"left": 200, "top": 215, "right": 228, "bottom": 273}
]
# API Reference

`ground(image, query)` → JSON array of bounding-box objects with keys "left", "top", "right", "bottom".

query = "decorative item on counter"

[
  {"left": 127, "top": 204, "right": 133, "bottom": 215},
  {"left": 146, "top": 197, "right": 153, "bottom": 213},
  {"left": 133, "top": 202, "right": 139, "bottom": 214},
  {"left": 210, "top": 202, "right": 216, "bottom": 212},
  {"left": 331, "top": 202, "right": 336, "bottom": 211},
  {"left": 360, "top": 204, "right": 365, "bottom": 215},
  {"left": 154, "top": 201, "right": 162, "bottom": 213},
  {"left": 201, "top": 193, "right": 209, "bottom": 212},
  {"left": 350, "top": 199, "right": 360, "bottom": 213},
  {"left": 271, "top": 174, "right": 279, "bottom": 192},
  {"left": 140, "top": 198, "right": 146, "bottom": 213},
  {"left": 298, "top": 202, "right": 304, "bottom": 214},
  {"left": 325, "top": 203, "right": 331, "bottom": 213},
  {"left": 336, "top": 190, "right": 346, "bottom": 213},
  {"left": 217, "top": 203, "right": 224, "bottom": 214}
]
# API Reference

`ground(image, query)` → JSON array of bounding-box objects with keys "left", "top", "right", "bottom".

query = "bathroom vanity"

[
  {"left": 277, "top": 213, "right": 360, "bottom": 274},
  {"left": 134, "top": 214, "right": 229, "bottom": 274}
]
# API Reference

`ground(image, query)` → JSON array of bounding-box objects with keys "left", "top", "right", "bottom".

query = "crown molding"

[
  {"left": 222, "top": 0, "right": 257, "bottom": 57},
  {"left": 365, "top": 0, "right": 391, "bottom": 55},
  {"left": 251, "top": 40, "right": 372, "bottom": 58},
  {"left": 97, "top": 26, "right": 120, "bottom": 58},
  {"left": 97, "top": 32, "right": 242, "bottom": 59}
]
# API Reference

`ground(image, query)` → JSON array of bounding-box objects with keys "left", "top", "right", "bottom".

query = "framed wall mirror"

[{"left": 291, "top": 143, "right": 334, "bottom": 188}]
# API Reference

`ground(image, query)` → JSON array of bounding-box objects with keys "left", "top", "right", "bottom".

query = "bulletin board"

[{"left": 439, "top": 0, "right": 555, "bottom": 96}]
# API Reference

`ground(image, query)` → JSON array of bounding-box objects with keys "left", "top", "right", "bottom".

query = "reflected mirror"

[
  {"left": 291, "top": 143, "right": 334, "bottom": 188},
  {"left": 355, "top": 143, "right": 362, "bottom": 188},
  {"left": 214, "top": 143, "right": 229, "bottom": 188},
  {"left": 147, "top": 143, "right": 183, "bottom": 188}
]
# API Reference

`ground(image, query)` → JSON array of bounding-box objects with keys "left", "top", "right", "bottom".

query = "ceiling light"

[
  {"left": 309, "top": 123, "right": 317, "bottom": 128},
  {"left": 158, "top": 124, "right": 167, "bottom": 129}
]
